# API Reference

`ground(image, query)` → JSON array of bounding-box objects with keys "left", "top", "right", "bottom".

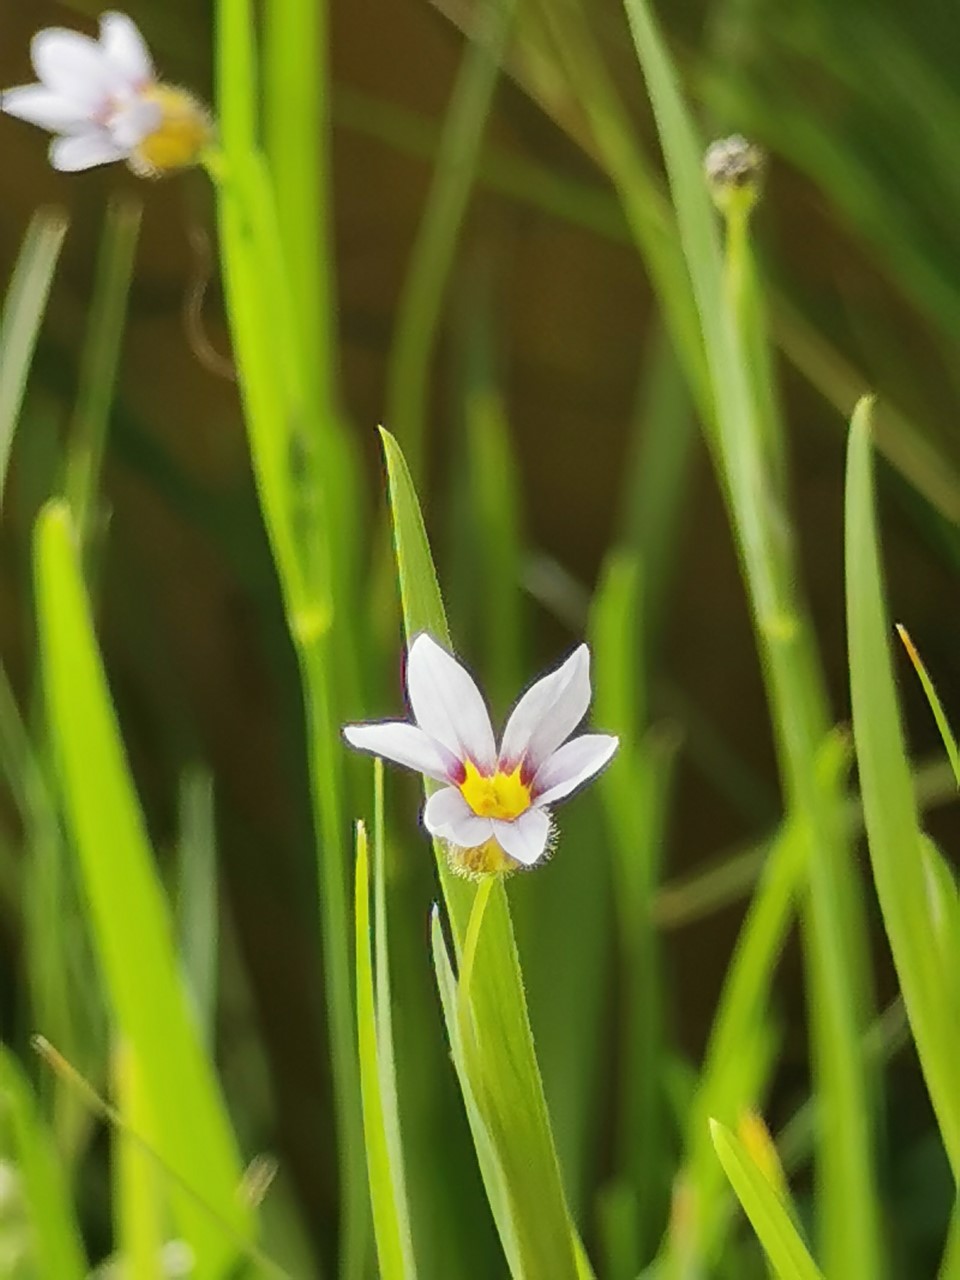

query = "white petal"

[
  {"left": 491, "top": 809, "right": 551, "bottom": 867},
  {"left": 108, "top": 97, "right": 162, "bottom": 149},
  {"left": 342, "top": 722, "right": 460, "bottom": 783},
  {"left": 424, "top": 787, "right": 477, "bottom": 837},
  {"left": 100, "top": 12, "right": 154, "bottom": 86},
  {"left": 49, "top": 130, "right": 128, "bottom": 171},
  {"left": 499, "top": 645, "right": 591, "bottom": 775},
  {"left": 1, "top": 85, "right": 92, "bottom": 132},
  {"left": 406, "top": 634, "right": 496, "bottom": 771},
  {"left": 441, "top": 810, "right": 494, "bottom": 850},
  {"left": 532, "top": 734, "right": 619, "bottom": 806},
  {"left": 32, "top": 29, "right": 127, "bottom": 109}
]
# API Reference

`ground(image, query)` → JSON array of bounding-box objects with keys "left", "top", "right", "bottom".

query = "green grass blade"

[
  {"left": 371, "top": 762, "right": 414, "bottom": 1263},
  {"left": 667, "top": 825, "right": 799, "bottom": 1267},
  {"left": 214, "top": 0, "right": 321, "bottom": 630},
  {"left": 939, "top": 1202, "right": 960, "bottom": 1280},
  {"left": 709, "top": 1120, "right": 824, "bottom": 1280},
  {"left": 64, "top": 198, "right": 141, "bottom": 548},
  {"left": 670, "top": 734, "right": 848, "bottom": 1266},
  {"left": 177, "top": 767, "right": 219, "bottom": 1049},
  {"left": 113, "top": 1039, "right": 165, "bottom": 1279},
  {"left": 386, "top": 0, "right": 518, "bottom": 480},
  {"left": 590, "top": 553, "right": 673, "bottom": 1264},
  {"left": 462, "top": 379, "right": 525, "bottom": 713},
  {"left": 919, "top": 837, "right": 960, "bottom": 1012},
  {"left": 379, "top": 427, "right": 452, "bottom": 649},
  {"left": 0, "top": 209, "right": 68, "bottom": 510},
  {"left": 264, "top": 0, "right": 334, "bottom": 413},
  {"left": 845, "top": 397, "right": 960, "bottom": 1175},
  {"left": 618, "top": 4, "right": 883, "bottom": 1272},
  {"left": 34, "top": 499, "right": 251, "bottom": 1277},
  {"left": 355, "top": 819, "right": 417, "bottom": 1278},
  {"left": 380, "top": 426, "right": 585, "bottom": 1279},
  {"left": 529, "top": 0, "right": 711, "bottom": 420},
  {"left": 0, "top": 1048, "right": 87, "bottom": 1280},
  {"left": 895, "top": 625, "right": 960, "bottom": 788},
  {"left": 214, "top": 9, "right": 368, "bottom": 1272},
  {"left": 429, "top": 909, "right": 523, "bottom": 1274},
  {"left": 619, "top": 325, "right": 696, "bottom": 665}
]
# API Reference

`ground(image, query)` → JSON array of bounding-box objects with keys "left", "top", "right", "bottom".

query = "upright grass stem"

[
  {"left": 617, "top": 2, "right": 882, "bottom": 1274},
  {"left": 214, "top": 4, "right": 368, "bottom": 1272},
  {"left": 301, "top": 636, "right": 368, "bottom": 1278}
]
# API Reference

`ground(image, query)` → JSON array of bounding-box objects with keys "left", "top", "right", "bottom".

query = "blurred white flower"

[
  {"left": 1, "top": 11, "right": 211, "bottom": 175},
  {"left": 344, "top": 634, "right": 618, "bottom": 873}
]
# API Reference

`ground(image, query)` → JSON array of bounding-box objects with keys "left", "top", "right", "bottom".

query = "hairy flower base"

[
  {"left": 129, "top": 85, "right": 212, "bottom": 176},
  {"left": 449, "top": 838, "right": 520, "bottom": 879},
  {"left": 447, "top": 824, "right": 556, "bottom": 880}
]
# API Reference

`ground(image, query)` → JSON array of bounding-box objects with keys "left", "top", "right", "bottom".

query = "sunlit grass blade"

[
  {"left": 64, "top": 198, "right": 141, "bottom": 549},
  {"left": 262, "top": 0, "right": 367, "bottom": 688},
  {"left": 34, "top": 500, "right": 252, "bottom": 1276},
  {"left": 709, "top": 1120, "right": 823, "bottom": 1280},
  {"left": 845, "top": 397, "right": 960, "bottom": 1175},
  {"left": 0, "top": 209, "right": 68, "bottom": 510},
  {"left": 214, "top": 7, "right": 368, "bottom": 1273},
  {"left": 896, "top": 625, "right": 960, "bottom": 788},
  {"left": 355, "top": 816, "right": 417, "bottom": 1278},
  {"left": 113, "top": 1038, "right": 164, "bottom": 1279},
  {"left": 214, "top": 0, "right": 321, "bottom": 627},
  {"left": 380, "top": 426, "right": 586, "bottom": 1278},
  {"left": 0, "top": 1047, "right": 87, "bottom": 1280},
  {"left": 264, "top": 0, "right": 334, "bottom": 410}
]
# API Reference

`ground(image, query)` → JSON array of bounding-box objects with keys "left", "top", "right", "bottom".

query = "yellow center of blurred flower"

[
  {"left": 131, "top": 85, "right": 212, "bottom": 176},
  {"left": 459, "top": 760, "right": 531, "bottom": 820}
]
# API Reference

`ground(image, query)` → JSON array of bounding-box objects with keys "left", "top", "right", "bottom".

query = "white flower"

[
  {"left": 1, "top": 12, "right": 211, "bottom": 175},
  {"left": 344, "top": 634, "right": 618, "bottom": 872}
]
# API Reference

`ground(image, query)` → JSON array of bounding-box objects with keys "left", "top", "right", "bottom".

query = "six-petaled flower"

[{"left": 344, "top": 634, "right": 618, "bottom": 875}]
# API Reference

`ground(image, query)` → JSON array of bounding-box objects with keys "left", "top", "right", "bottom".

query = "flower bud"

[{"left": 704, "top": 134, "right": 765, "bottom": 217}]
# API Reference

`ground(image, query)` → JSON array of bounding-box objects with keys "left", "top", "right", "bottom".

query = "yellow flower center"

[
  {"left": 459, "top": 760, "right": 531, "bottom": 820},
  {"left": 130, "top": 85, "right": 213, "bottom": 176}
]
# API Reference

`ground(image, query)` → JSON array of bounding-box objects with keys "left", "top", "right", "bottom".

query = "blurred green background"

[{"left": 2, "top": 0, "right": 960, "bottom": 1276}]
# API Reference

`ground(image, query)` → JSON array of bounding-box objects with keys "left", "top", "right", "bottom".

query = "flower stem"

[{"left": 457, "top": 875, "right": 495, "bottom": 1040}]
